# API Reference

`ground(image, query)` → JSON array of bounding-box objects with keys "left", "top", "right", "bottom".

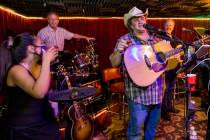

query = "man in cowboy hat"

[{"left": 110, "top": 7, "right": 164, "bottom": 140}]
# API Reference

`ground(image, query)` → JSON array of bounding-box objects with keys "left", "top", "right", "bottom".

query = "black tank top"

[
  {"left": 6, "top": 68, "right": 56, "bottom": 127},
  {"left": 5, "top": 66, "right": 60, "bottom": 140}
]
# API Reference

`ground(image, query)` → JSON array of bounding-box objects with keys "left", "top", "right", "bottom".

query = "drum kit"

[
  {"left": 48, "top": 42, "right": 105, "bottom": 140},
  {"left": 67, "top": 41, "right": 98, "bottom": 75},
  {"left": 51, "top": 41, "right": 99, "bottom": 89}
]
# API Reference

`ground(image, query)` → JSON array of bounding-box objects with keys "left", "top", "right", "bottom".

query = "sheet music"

[{"left": 195, "top": 45, "right": 210, "bottom": 59}]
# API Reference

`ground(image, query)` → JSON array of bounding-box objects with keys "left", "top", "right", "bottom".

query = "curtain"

[{"left": 1, "top": 8, "right": 210, "bottom": 69}]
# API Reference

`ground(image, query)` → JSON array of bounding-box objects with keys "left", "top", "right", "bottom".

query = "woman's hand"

[{"left": 42, "top": 47, "right": 58, "bottom": 64}]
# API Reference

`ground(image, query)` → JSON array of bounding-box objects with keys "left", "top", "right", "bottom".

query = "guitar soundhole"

[
  {"left": 144, "top": 55, "right": 152, "bottom": 69},
  {"left": 156, "top": 52, "right": 166, "bottom": 63}
]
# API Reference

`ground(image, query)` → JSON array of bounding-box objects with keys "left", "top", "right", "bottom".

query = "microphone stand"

[
  {"left": 176, "top": 60, "right": 195, "bottom": 140},
  {"left": 151, "top": 30, "right": 204, "bottom": 139},
  {"left": 188, "top": 58, "right": 210, "bottom": 140},
  {"left": 177, "top": 55, "right": 210, "bottom": 140},
  {"left": 152, "top": 29, "right": 209, "bottom": 139}
]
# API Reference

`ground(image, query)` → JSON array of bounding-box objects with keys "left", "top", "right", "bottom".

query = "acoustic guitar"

[
  {"left": 57, "top": 64, "right": 94, "bottom": 140},
  {"left": 160, "top": 35, "right": 210, "bottom": 71},
  {"left": 165, "top": 44, "right": 183, "bottom": 70},
  {"left": 124, "top": 40, "right": 183, "bottom": 87}
]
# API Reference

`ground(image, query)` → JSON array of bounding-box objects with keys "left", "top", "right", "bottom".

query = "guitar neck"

[
  {"left": 165, "top": 47, "right": 183, "bottom": 58},
  {"left": 59, "top": 64, "right": 83, "bottom": 118},
  {"left": 193, "top": 35, "right": 210, "bottom": 45},
  {"left": 64, "top": 75, "right": 72, "bottom": 89},
  {"left": 73, "top": 101, "right": 82, "bottom": 118}
]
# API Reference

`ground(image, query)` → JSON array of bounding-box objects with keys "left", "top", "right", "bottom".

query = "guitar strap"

[{"left": 130, "top": 33, "right": 146, "bottom": 45}]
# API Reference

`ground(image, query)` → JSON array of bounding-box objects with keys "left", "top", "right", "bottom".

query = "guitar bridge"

[{"left": 144, "top": 55, "right": 152, "bottom": 69}]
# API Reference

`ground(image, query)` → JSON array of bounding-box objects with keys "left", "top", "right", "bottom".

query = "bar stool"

[
  {"left": 173, "top": 72, "right": 185, "bottom": 107},
  {"left": 102, "top": 68, "right": 127, "bottom": 122}
]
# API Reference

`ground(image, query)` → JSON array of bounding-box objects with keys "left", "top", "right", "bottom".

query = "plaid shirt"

[{"left": 115, "top": 33, "right": 164, "bottom": 105}]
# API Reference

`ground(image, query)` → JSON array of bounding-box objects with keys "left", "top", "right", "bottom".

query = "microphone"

[
  {"left": 182, "top": 27, "right": 193, "bottom": 33},
  {"left": 143, "top": 24, "right": 164, "bottom": 32}
]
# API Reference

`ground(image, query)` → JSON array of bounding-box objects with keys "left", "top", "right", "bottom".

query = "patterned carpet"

[
  {"left": 155, "top": 98, "right": 207, "bottom": 140},
  {"left": 101, "top": 97, "right": 208, "bottom": 140}
]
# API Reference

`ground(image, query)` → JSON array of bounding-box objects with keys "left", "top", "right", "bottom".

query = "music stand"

[{"left": 195, "top": 45, "right": 210, "bottom": 59}]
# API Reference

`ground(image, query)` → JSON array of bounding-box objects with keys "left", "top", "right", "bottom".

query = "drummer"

[
  {"left": 37, "top": 11, "right": 95, "bottom": 51},
  {"left": 37, "top": 11, "right": 95, "bottom": 117}
]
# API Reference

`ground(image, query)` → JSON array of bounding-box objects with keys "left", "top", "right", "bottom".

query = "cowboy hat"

[{"left": 124, "top": 7, "right": 148, "bottom": 28}]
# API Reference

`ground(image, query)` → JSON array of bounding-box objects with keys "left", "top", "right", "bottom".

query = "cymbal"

[{"left": 48, "top": 87, "right": 97, "bottom": 102}]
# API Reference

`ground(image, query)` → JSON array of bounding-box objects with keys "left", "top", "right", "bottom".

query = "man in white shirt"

[{"left": 37, "top": 12, "right": 95, "bottom": 51}]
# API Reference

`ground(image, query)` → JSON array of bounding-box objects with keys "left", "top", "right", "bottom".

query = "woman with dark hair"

[{"left": 5, "top": 33, "right": 60, "bottom": 140}]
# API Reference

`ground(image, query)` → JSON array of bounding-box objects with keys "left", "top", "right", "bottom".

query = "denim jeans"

[{"left": 127, "top": 101, "right": 161, "bottom": 140}]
